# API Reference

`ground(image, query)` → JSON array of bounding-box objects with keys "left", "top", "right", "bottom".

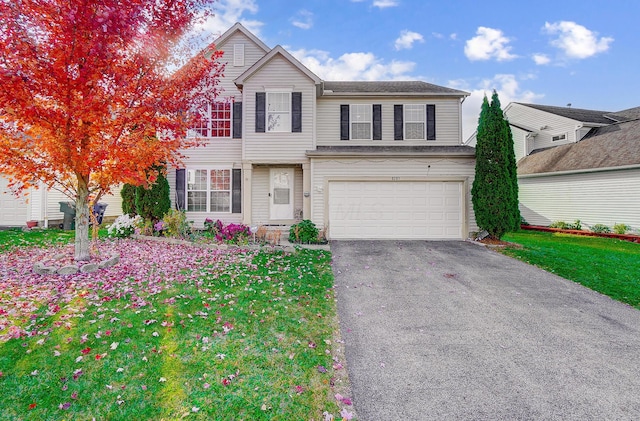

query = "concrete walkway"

[{"left": 331, "top": 241, "right": 640, "bottom": 420}]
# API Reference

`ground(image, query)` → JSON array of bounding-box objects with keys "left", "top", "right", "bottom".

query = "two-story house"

[
  {"left": 170, "top": 23, "right": 477, "bottom": 240},
  {"left": 468, "top": 102, "right": 640, "bottom": 231}
]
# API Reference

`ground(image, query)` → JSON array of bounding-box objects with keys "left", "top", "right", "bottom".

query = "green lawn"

[
  {"left": 0, "top": 230, "right": 353, "bottom": 420},
  {"left": 502, "top": 231, "right": 640, "bottom": 309}
]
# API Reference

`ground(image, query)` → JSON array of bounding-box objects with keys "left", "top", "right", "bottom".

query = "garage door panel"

[{"left": 329, "top": 181, "right": 463, "bottom": 240}]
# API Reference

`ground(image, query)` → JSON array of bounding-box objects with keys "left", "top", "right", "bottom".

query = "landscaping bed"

[{"left": 521, "top": 225, "right": 640, "bottom": 243}]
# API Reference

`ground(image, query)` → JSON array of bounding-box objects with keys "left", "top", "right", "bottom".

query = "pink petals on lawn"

[{"left": 0, "top": 239, "right": 247, "bottom": 341}]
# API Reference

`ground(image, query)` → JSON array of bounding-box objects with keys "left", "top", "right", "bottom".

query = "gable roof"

[
  {"left": 322, "top": 81, "right": 468, "bottom": 97},
  {"left": 209, "top": 22, "right": 270, "bottom": 55},
  {"left": 517, "top": 118, "right": 640, "bottom": 175},
  {"left": 234, "top": 45, "right": 321, "bottom": 87},
  {"left": 604, "top": 106, "right": 640, "bottom": 122},
  {"left": 514, "top": 103, "right": 615, "bottom": 125}
]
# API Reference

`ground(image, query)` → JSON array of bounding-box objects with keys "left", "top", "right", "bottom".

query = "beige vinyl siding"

[
  {"left": 251, "top": 166, "right": 269, "bottom": 224},
  {"left": 242, "top": 56, "right": 316, "bottom": 161},
  {"left": 310, "top": 157, "right": 477, "bottom": 235},
  {"left": 317, "top": 97, "right": 463, "bottom": 146},
  {"left": 214, "top": 31, "right": 267, "bottom": 101},
  {"left": 506, "top": 103, "right": 579, "bottom": 150},
  {"left": 250, "top": 166, "right": 303, "bottom": 225},
  {"left": 519, "top": 168, "right": 640, "bottom": 230}
]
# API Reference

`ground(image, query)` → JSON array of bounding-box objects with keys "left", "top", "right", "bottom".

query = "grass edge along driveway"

[{"left": 502, "top": 231, "right": 640, "bottom": 310}]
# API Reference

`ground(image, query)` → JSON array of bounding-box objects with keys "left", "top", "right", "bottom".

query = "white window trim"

[
  {"left": 404, "top": 104, "right": 426, "bottom": 141},
  {"left": 266, "top": 92, "right": 291, "bottom": 133},
  {"left": 552, "top": 133, "right": 567, "bottom": 142},
  {"left": 350, "top": 104, "right": 372, "bottom": 140},
  {"left": 186, "top": 168, "right": 232, "bottom": 213}
]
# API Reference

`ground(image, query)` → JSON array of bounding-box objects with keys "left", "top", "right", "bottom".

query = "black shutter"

[
  {"left": 175, "top": 169, "right": 185, "bottom": 210},
  {"left": 232, "top": 169, "right": 242, "bottom": 213},
  {"left": 255, "top": 92, "right": 265, "bottom": 133},
  {"left": 340, "top": 104, "right": 349, "bottom": 140},
  {"left": 394, "top": 105, "right": 403, "bottom": 140},
  {"left": 373, "top": 104, "right": 382, "bottom": 140},
  {"left": 426, "top": 104, "right": 436, "bottom": 140},
  {"left": 233, "top": 102, "right": 242, "bottom": 139},
  {"left": 292, "top": 92, "right": 302, "bottom": 133}
]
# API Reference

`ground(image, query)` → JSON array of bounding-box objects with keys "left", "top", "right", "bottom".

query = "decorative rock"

[
  {"left": 57, "top": 265, "right": 79, "bottom": 275},
  {"left": 53, "top": 253, "right": 67, "bottom": 261},
  {"left": 80, "top": 263, "right": 100, "bottom": 273},
  {"left": 99, "top": 254, "right": 120, "bottom": 269},
  {"left": 217, "top": 244, "right": 229, "bottom": 251},
  {"left": 284, "top": 246, "right": 296, "bottom": 254},
  {"left": 33, "top": 265, "right": 58, "bottom": 275}
]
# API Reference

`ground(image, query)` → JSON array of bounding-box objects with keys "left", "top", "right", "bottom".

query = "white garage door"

[
  {"left": 328, "top": 181, "right": 463, "bottom": 240},
  {"left": 0, "top": 176, "right": 28, "bottom": 226}
]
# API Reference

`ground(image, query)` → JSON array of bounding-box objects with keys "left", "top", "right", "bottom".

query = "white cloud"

[
  {"left": 450, "top": 33, "right": 458, "bottom": 41},
  {"left": 373, "top": 0, "right": 399, "bottom": 8},
  {"left": 543, "top": 21, "right": 613, "bottom": 59},
  {"left": 532, "top": 53, "right": 551, "bottom": 65},
  {"left": 464, "top": 27, "right": 517, "bottom": 62},
  {"left": 291, "top": 9, "right": 314, "bottom": 30},
  {"left": 450, "top": 74, "right": 544, "bottom": 141},
  {"left": 394, "top": 30, "right": 424, "bottom": 50},
  {"left": 289, "top": 48, "right": 416, "bottom": 81},
  {"left": 197, "top": 0, "right": 263, "bottom": 38}
]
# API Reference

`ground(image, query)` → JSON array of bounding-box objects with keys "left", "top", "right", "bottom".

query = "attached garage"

[
  {"left": 328, "top": 180, "right": 464, "bottom": 240},
  {"left": 0, "top": 175, "right": 28, "bottom": 226}
]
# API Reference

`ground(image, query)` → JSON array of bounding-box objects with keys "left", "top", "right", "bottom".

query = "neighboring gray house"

[
  {"left": 469, "top": 102, "right": 640, "bottom": 231},
  {"left": 170, "top": 23, "right": 477, "bottom": 240}
]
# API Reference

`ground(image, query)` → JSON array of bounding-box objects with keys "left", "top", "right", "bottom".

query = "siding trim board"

[{"left": 518, "top": 163, "right": 640, "bottom": 179}]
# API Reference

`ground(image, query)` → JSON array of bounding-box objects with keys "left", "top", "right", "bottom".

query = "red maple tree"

[{"left": 0, "top": 0, "right": 224, "bottom": 260}]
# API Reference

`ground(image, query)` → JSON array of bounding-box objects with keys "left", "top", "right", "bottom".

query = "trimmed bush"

[
  {"left": 289, "top": 220, "right": 320, "bottom": 243},
  {"left": 613, "top": 223, "right": 631, "bottom": 235},
  {"left": 591, "top": 224, "right": 611, "bottom": 233},
  {"left": 135, "top": 170, "right": 171, "bottom": 223},
  {"left": 549, "top": 221, "right": 569, "bottom": 229}
]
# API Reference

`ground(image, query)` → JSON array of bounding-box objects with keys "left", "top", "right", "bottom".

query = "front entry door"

[{"left": 269, "top": 168, "right": 294, "bottom": 220}]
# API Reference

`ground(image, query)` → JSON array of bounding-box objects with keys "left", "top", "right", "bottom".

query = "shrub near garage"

[{"left": 289, "top": 220, "right": 321, "bottom": 244}]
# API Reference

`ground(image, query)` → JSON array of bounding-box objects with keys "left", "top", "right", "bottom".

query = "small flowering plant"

[
  {"left": 107, "top": 214, "right": 141, "bottom": 238},
  {"left": 204, "top": 218, "right": 223, "bottom": 235},
  {"left": 153, "top": 220, "right": 165, "bottom": 236},
  {"left": 216, "top": 222, "right": 251, "bottom": 244}
]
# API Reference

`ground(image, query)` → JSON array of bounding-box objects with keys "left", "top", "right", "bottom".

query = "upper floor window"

[
  {"left": 552, "top": 133, "right": 567, "bottom": 142},
  {"left": 340, "top": 104, "right": 381, "bottom": 140},
  {"left": 394, "top": 104, "right": 436, "bottom": 141},
  {"left": 267, "top": 92, "right": 291, "bottom": 132},
  {"left": 255, "top": 92, "right": 302, "bottom": 133},
  {"left": 350, "top": 104, "right": 372, "bottom": 140},
  {"left": 404, "top": 104, "right": 426, "bottom": 140},
  {"left": 189, "top": 102, "right": 232, "bottom": 138}
]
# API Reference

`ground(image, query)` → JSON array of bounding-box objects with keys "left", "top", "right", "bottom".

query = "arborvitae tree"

[
  {"left": 120, "top": 184, "right": 137, "bottom": 216},
  {"left": 471, "top": 90, "right": 520, "bottom": 239},
  {"left": 135, "top": 169, "right": 171, "bottom": 223}
]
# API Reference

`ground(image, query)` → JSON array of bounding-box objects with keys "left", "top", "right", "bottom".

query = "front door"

[{"left": 269, "top": 168, "right": 294, "bottom": 220}]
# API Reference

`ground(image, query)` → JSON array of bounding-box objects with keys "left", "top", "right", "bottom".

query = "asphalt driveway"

[{"left": 331, "top": 241, "right": 640, "bottom": 420}]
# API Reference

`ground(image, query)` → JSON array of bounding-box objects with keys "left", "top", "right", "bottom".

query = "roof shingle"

[
  {"left": 322, "top": 81, "right": 468, "bottom": 96},
  {"left": 517, "top": 118, "right": 640, "bottom": 175},
  {"left": 515, "top": 103, "right": 615, "bottom": 125}
]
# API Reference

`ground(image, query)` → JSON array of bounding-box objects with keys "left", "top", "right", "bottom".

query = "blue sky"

[{"left": 199, "top": 0, "right": 639, "bottom": 140}]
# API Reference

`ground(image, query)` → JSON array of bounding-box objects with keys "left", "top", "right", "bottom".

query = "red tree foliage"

[{"left": 0, "top": 0, "right": 224, "bottom": 260}]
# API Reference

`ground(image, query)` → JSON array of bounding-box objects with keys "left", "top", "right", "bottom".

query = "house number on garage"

[{"left": 391, "top": 177, "right": 401, "bottom": 181}]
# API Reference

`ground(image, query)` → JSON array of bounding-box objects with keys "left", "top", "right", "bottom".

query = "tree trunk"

[{"left": 75, "top": 176, "right": 91, "bottom": 261}]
